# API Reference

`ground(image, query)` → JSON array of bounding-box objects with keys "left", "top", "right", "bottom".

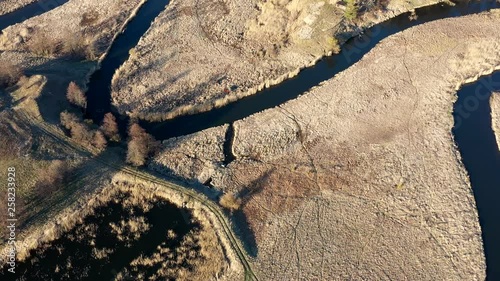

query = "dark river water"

[
  {"left": 2, "top": 0, "right": 500, "bottom": 279},
  {"left": 453, "top": 71, "right": 500, "bottom": 281}
]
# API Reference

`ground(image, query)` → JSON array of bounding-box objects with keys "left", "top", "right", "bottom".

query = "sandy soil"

[
  {"left": 111, "top": 0, "right": 443, "bottom": 121},
  {"left": 0, "top": 0, "right": 143, "bottom": 58},
  {"left": 0, "top": 0, "right": 36, "bottom": 16},
  {"left": 151, "top": 10, "right": 500, "bottom": 280},
  {"left": 491, "top": 92, "right": 500, "bottom": 151}
]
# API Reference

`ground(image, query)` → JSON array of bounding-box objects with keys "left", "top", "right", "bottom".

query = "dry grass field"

[
  {"left": 0, "top": 0, "right": 144, "bottom": 59},
  {"left": 111, "top": 0, "right": 444, "bottom": 121},
  {"left": 150, "top": 10, "right": 500, "bottom": 280}
]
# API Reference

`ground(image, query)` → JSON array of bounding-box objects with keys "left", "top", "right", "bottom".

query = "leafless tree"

[
  {"left": 66, "top": 81, "right": 87, "bottom": 109},
  {"left": 100, "top": 112, "right": 121, "bottom": 142},
  {"left": 92, "top": 130, "right": 107, "bottom": 151},
  {"left": 126, "top": 123, "right": 159, "bottom": 166}
]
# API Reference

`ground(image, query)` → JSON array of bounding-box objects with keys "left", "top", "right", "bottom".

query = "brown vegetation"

[
  {"left": 0, "top": 61, "right": 23, "bottom": 88},
  {"left": 66, "top": 81, "right": 87, "bottom": 109},
  {"left": 2, "top": 180, "right": 226, "bottom": 281},
  {"left": 26, "top": 31, "right": 95, "bottom": 60},
  {"left": 80, "top": 10, "right": 100, "bottom": 27},
  {"left": 219, "top": 192, "right": 241, "bottom": 212},
  {"left": 60, "top": 110, "right": 107, "bottom": 151},
  {"left": 126, "top": 123, "right": 159, "bottom": 166},
  {"left": 100, "top": 112, "right": 121, "bottom": 142}
]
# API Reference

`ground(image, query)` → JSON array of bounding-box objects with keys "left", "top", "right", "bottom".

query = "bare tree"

[
  {"left": 92, "top": 130, "right": 107, "bottom": 151},
  {"left": 100, "top": 112, "right": 120, "bottom": 142},
  {"left": 60, "top": 110, "right": 81, "bottom": 130},
  {"left": 70, "top": 122, "right": 93, "bottom": 144},
  {"left": 66, "top": 82, "right": 87, "bottom": 109},
  {"left": 126, "top": 123, "right": 159, "bottom": 166}
]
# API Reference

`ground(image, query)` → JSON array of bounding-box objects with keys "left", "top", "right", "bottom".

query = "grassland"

[
  {"left": 150, "top": 10, "right": 500, "bottom": 280},
  {"left": 111, "top": 0, "right": 445, "bottom": 122},
  {"left": 0, "top": 0, "right": 36, "bottom": 16}
]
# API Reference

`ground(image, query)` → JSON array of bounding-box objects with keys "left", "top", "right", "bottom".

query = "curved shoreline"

[
  {"left": 129, "top": 0, "right": 500, "bottom": 141},
  {"left": 112, "top": 0, "right": 498, "bottom": 123}
]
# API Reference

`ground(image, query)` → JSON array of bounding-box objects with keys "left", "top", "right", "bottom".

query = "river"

[{"left": 2, "top": 0, "right": 500, "bottom": 279}]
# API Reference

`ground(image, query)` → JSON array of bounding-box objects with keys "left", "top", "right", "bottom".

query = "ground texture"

[
  {"left": 111, "top": 0, "right": 443, "bottom": 121},
  {"left": 151, "top": 10, "right": 500, "bottom": 280}
]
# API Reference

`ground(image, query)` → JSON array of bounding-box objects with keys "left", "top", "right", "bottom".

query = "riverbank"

[
  {"left": 0, "top": 0, "right": 143, "bottom": 57},
  {"left": 111, "top": 0, "right": 447, "bottom": 122},
  {"left": 0, "top": 0, "right": 35, "bottom": 16},
  {"left": 150, "top": 10, "right": 500, "bottom": 280},
  {"left": 491, "top": 92, "right": 500, "bottom": 151}
]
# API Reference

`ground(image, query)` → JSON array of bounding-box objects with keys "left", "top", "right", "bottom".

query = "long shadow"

[
  {"left": 0, "top": 0, "right": 69, "bottom": 31},
  {"left": 452, "top": 71, "right": 500, "bottom": 280}
]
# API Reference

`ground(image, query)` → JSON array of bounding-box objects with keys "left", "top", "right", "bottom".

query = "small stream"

[
  {"left": 133, "top": 0, "right": 500, "bottom": 139},
  {"left": 453, "top": 71, "right": 500, "bottom": 281}
]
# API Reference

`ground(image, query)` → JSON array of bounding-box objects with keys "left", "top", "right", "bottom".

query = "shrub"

[
  {"left": 27, "top": 33, "right": 61, "bottom": 57},
  {"left": 100, "top": 112, "right": 121, "bottom": 142},
  {"left": 345, "top": 0, "right": 358, "bottom": 20},
  {"left": 126, "top": 123, "right": 159, "bottom": 166},
  {"left": 326, "top": 37, "right": 341, "bottom": 54},
  {"left": 219, "top": 193, "right": 241, "bottom": 211},
  {"left": 27, "top": 31, "right": 96, "bottom": 60},
  {"left": 60, "top": 110, "right": 107, "bottom": 151},
  {"left": 80, "top": 11, "right": 99, "bottom": 27},
  {"left": 70, "top": 122, "right": 94, "bottom": 144},
  {"left": 92, "top": 130, "right": 107, "bottom": 151},
  {"left": 62, "top": 34, "right": 96, "bottom": 60},
  {"left": 0, "top": 62, "right": 23, "bottom": 88},
  {"left": 66, "top": 82, "right": 87, "bottom": 109}
]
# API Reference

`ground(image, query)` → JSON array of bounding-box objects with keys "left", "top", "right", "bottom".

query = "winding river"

[{"left": 3, "top": 0, "right": 500, "bottom": 278}]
